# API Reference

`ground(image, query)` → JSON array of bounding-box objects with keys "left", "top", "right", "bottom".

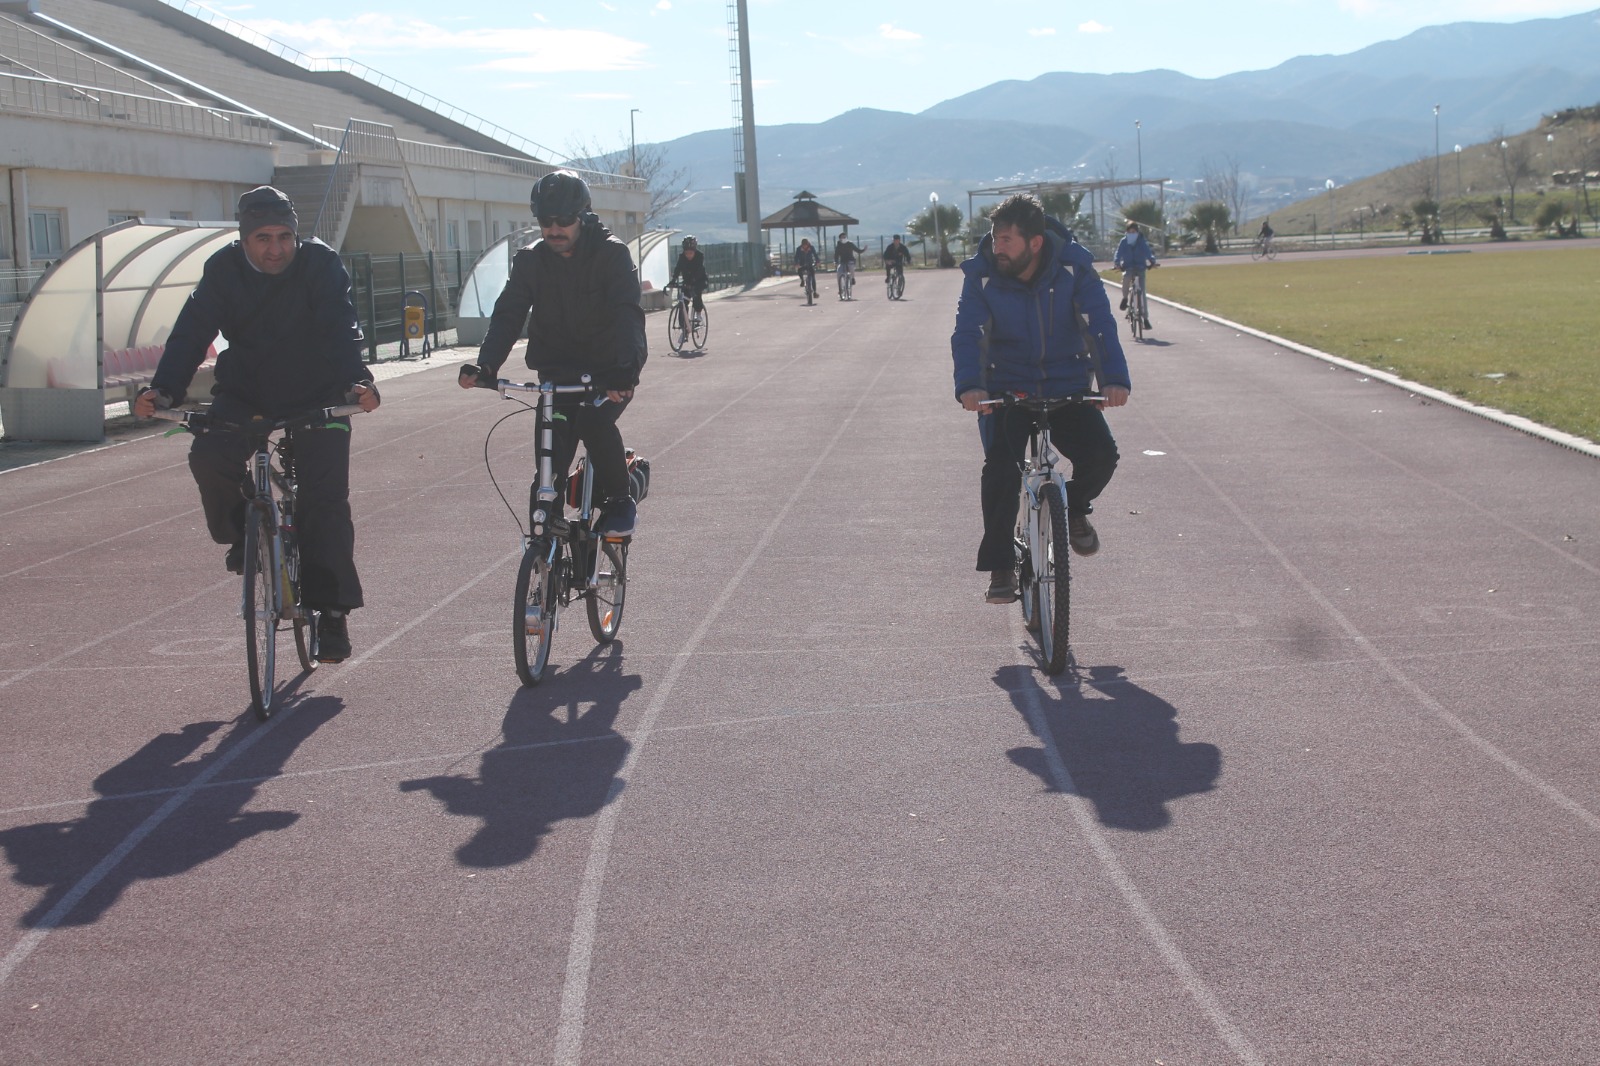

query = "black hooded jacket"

[{"left": 477, "top": 214, "right": 648, "bottom": 390}]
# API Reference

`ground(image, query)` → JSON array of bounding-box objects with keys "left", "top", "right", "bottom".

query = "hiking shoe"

[
  {"left": 1142, "top": 318, "right": 1152, "bottom": 330},
  {"left": 986, "top": 568, "right": 1019, "bottom": 604},
  {"left": 224, "top": 541, "right": 245, "bottom": 575},
  {"left": 1068, "top": 513, "right": 1100, "bottom": 557},
  {"left": 1119, "top": 297, "right": 1128, "bottom": 310},
  {"left": 315, "top": 611, "right": 351, "bottom": 663},
  {"left": 596, "top": 496, "right": 636, "bottom": 539}
]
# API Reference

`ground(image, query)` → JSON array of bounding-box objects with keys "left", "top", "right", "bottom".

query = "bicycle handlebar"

[
  {"left": 150, "top": 404, "right": 364, "bottom": 433},
  {"left": 978, "top": 391, "right": 1106, "bottom": 412},
  {"left": 460, "top": 365, "right": 609, "bottom": 406}
]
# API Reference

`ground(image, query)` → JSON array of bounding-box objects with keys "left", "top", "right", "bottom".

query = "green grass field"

[{"left": 1117, "top": 246, "right": 1600, "bottom": 444}]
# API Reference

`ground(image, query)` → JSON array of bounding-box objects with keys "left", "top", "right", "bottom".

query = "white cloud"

[
  {"left": 240, "top": 15, "right": 650, "bottom": 72},
  {"left": 879, "top": 23, "right": 921, "bottom": 41},
  {"left": 1077, "top": 20, "right": 1112, "bottom": 34},
  {"left": 653, "top": 0, "right": 671, "bottom": 10},
  {"left": 1027, "top": 27, "right": 1056, "bottom": 37}
]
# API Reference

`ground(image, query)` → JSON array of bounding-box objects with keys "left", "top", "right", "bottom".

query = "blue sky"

[{"left": 215, "top": 0, "right": 1600, "bottom": 160}]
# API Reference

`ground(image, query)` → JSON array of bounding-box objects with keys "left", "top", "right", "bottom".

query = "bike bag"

[{"left": 627, "top": 451, "right": 651, "bottom": 504}]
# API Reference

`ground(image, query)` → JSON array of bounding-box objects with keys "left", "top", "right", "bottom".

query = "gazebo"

[{"left": 761, "top": 191, "right": 859, "bottom": 259}]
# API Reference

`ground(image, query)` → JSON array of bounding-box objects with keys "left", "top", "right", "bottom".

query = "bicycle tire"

[
  {"left": 294, "top": 611, "right": 319, "bottom": 673},
  {"left": 690, "top": 306, "right": 709, "bottom": 350},
  {"left": 514, "top": 541, "right": 559, "bottom": 685},
  {"left": 1035, "top": 482, "right": 1071, "bottom": 674},
  {"left": 586, "top": 540, "right": 628, "bottom": 643},
  {"left": 243, "top": 509, "right": 278, "bottom": 719},
  {"left": 281, "top": 527, "right": 319, "bottom": 673},
  {"left": 805, "top": 274, "right": 815, "bottom": 305},
  {"left": 893, "top": 273, "right": 904, "bottom": 300},
  {"left": 667, "top": 303, "right": 686, "bottom": 354},
  {"left": 1128, "top": 303, "right": 1144, "bottom": 342}
]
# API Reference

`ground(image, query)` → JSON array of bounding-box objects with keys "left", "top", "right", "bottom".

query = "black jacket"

[
  {"left": 152, "top": 239, "right": 368, "bottom": 414},
  {"left": 478, "top": 215, "right": 647, "bottom": 390},
  {"left": 672, "top": 250, "right": 709, "bottom": 291}
]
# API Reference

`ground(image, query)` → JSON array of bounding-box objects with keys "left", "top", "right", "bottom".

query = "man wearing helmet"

[
  {"left": 669, "top": 235, "right": 709, "bottom": 329},
  {"left": 460, "top": 170, "right": 648, "bottom": 538}
]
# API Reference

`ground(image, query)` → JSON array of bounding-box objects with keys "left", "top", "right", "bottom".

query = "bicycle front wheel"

[
  {"left": 514, "top": 541, "right": 559, "bottom": 685},
  {"left": 666, "top": 304, "right": 686, "bottom": 353},
  {"left": 690, "top": 306, "right": 709, "bottom": 350},
  {"left": 1034, "top": 482, "right": 1071, "bottom": 674},
  {"left": 891, "top": 272, "right": 904, "bottom": 300},
  {"left": 586, "top": 540, "right": 628, "bottom": 643},
  {"left": 242, "top": 509, "right": 279, "bottom": 719},
  {"left": 1016, "top": 487, "right": 1040, "bottom": 633},
  {"left": 294, "top": 611, "right": 319, "bottom": 672}
]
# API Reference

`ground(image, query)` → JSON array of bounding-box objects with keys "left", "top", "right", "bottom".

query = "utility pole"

[{"left": 729, "top": 0, "right": 763, "bottom": 252}]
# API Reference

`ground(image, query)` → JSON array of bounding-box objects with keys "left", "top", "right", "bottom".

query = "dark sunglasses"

[{"left": 538, "top": 214, "right": 579, "bottom": 229}]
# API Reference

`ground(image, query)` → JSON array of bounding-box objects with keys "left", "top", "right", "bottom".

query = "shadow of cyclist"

[
  {"left": 0, "top": 691, "right": 342, "bottom": 928},
  {"left": 1001, "top": 662, "right": 1220, "bottom": 831},
  {"left": 400, "top": 644, "right": 639, "bottom": 868}
]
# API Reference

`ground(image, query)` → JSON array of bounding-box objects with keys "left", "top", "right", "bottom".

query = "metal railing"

[
  {"left": 156, "top": 0, "right": 566, "bottom": 163},
  {"left": 315, "top": 127, "right": 642, "bottom": 192},
  {"left": 0, "top": 72, "right": 272, "bottom": 143},
  {"left": 0, "top": 13, "right": 193, "bottom": 105}
]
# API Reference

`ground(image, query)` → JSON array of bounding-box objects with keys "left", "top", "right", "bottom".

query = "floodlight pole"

[{"left": 735, "top": 0, "right": 762, "bottom": 250}]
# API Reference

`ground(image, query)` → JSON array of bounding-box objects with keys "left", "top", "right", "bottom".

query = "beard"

[{"left": 994, "top": 242, "right": 1036, "bottom": 279}]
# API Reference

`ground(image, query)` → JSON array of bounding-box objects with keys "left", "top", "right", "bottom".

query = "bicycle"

[
  {"left": 666, "top": 283, "right": 708, "bottom": 354},
  {"left": 1123, "top": 268, "right": 1152, "bottom": 342},
  {"left": 153, "top": 403, "right": 363, "bottom": 718},
  {"left": 465, "top": 369, "right": 642, "bottom": 685},
  {"left": 836, "top": 264, "right": 855, "bottom": 301},
  {"left": 885, "top": 262, "right": 905, "bottom": 301},
  {"left": 984, "top": 391, "right": 1105, "bottom": 674},
  {"left": 1250, "top": 235, "right": 1277, "bottom": 261},
  {"left": 799, "top": 266, "right": 817, "bottom": 306}
]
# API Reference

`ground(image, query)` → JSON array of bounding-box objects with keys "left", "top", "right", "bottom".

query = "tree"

[
  {"left": 563, "top": 134, "right": 688, "bottom": 231},
  {"left": 1493, "top": 128, "right": 1537, "bottom": 224},
  {"left": 1040, "top": 190, "right": 1086, "bottom": 224},
  {"left": 908, "top": 202, "right": 963, "bottom": 267},
  {"left": 1199, "top": 155, "right": 1248, "bottom": 236},
  {"left": 1122, "top": 199, "right": 1167, "bottom": 249},
  {"left": 1411, "top": 197, "right": 1441, "bottom": 245},
  {"left": 1182, "top": 201, "right": 1232, "bottom": 253}
]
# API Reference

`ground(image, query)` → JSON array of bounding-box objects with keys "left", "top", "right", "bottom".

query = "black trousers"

[
  {"left": 535, "top": 395, "right": 631, "bottom": 516},
  {"left": 188, "top": 395, "right": 364, "bottom": 610},
  {"left": 976, "top": 403, "right": 1119, "bottom": 572}
]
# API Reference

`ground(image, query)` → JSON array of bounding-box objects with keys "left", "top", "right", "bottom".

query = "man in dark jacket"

[
  {"left": 460, "top": 170, "right": 647, "bottom": 537},
  {"left": 134, "top": 185, "right": 379, "bottom": 661},
  {"left": 670, "top": 235, "right": 709, "bottom": 321},
  {"left": 951, "top": 193, "right": 1131, "bottom": 604}
]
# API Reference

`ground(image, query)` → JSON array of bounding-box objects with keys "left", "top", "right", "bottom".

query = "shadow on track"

[
  {"left": 1000, "top": 662, "right": 1221, "bottom": 831},
  {"left": 400, "top": 644, "right": 639, "bottom": 867},
  {"left": 0, "top": 691, "right": 343, "bottom": 928}
]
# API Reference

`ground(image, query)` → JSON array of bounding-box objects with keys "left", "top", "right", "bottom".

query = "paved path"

[{"left": 1, "top": 269, "right": 1597, "bottom": 1064}]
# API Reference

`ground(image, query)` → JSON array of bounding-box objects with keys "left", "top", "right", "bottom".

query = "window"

[
  {"left": 446, "top": 220, "right": 460, "bottom": 250},
  {"left": 492, "top": 220, "right": 501, "bottom": 242},
  {"left": 169, "top": 210, "right": 193, "bottom": 221},
  {"left": 109, "top": 212, "right": 141, "bottom": 226},
  {"left": 0, "top": 210, "right": 10, "bottom": 260},
  {"left": 29, "top": 209, "right": 64, "bottom": 258}
]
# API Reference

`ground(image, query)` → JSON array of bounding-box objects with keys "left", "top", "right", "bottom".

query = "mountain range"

[{"left": 657, "top": 8, "right": 1600, "bottom": 242}]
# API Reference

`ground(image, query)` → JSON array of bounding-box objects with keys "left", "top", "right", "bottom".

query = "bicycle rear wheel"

[
  {"left": 666, "top": 304, "right": 686, "bottom": 353},
  {"left": 242, "top": 509, "right": 279, "bottom": 719},
  {"left": 1034, "top": 482, "right": 1071, "bottom": 674},
  {"left": 514, "top": 541, "right": 559, "bottom": 685},
  {"left": 805, "top": 274, "right": 815, "bottom": 305},
  {"left": 690, "top": 306, "right": 709, "bottom": 350},
  {"left": 586, "top": 540, "right": 628, "bottom": 643}
]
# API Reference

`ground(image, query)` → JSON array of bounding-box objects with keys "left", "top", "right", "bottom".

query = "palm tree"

[
  {"left": 1122, "top": 199, "right": 1167, "bottom": 249},
  {"left": 908, "top": 203, "right": 964, "bottom": 267},
  {"left": 1183, "top": 201, "right": 1232, "bottom": 253}
]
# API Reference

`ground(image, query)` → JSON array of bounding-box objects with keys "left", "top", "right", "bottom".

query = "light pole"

[
  {"left": 629, "top": 108, "right": 640, "bottom": 177},
  {"left": 1454, "top": 144, "right": 1463, "bottom": 240},
  {"left": 1136, "top": 119, "right": 1143, "bottom": 188},
  {"left": 1433, "top": 104, "right": 1441, "bottom": 199},
  {"left": 930, "top": 191, "right": 944, "bottom": 268},
  {"left": 1325, "top": 179, "right": 1335, "bottom": 247}
]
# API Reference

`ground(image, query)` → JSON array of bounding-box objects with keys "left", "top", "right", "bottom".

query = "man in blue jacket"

[
  {"left": 1113, "top": 220, "right": 1157, "bottom": 329},
  {"left": 951, "top": 193, "right": 1131, "bottom": 604},
  {"left": 135, "top": 186, "right": 379, "bottom": 660}
]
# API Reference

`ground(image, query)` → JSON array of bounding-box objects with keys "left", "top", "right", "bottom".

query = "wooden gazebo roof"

[{"left": 760, "top": 191, "right": 858, "bottom": 231}]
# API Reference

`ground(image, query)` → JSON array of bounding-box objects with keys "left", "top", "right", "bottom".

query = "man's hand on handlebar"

[
  {"left": 1101, "top": 385, "right": 1130, "bottom": 408},
  {"left": 959, "top": 389, "right": 992, "bottom": 413},
  {"left": 348, "top": 382, "right": 381, "bottom": 412},
  {"left": 133, "top": 387, "right": 170, "bottom": 419},
  {"left": 459, "top": 363, "right": 494, "bottom": 390}
]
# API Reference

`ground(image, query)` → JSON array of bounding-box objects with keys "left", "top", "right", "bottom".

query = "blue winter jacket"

[
  {"left": 1114, "top": 231, "right": 1156, "bottom": 274},
  {"left": 951, "top": 216, "right": 1131, "bottom": 401}
]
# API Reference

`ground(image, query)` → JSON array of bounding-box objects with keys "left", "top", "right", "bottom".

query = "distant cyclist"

[
  {"left": 670, "top": 235, "right": 709, "bottom": 327},
  {"left": 1113, "top": 221, "right": 1157, "bottom": 330},
  {"left": 794, "top": 238, "right": 820, "bottom": 293},
  {"left": 883, "top": 234, "right": 912, "bottom": 284},
  {"left": 834, "top": 233, "right": 863, "bottom": 293},
  {"left": 1257, "top": 218, "right": 1275, "bottom": 251}
]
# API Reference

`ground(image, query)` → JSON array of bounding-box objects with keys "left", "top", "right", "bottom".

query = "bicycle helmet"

[
  {"left": 530, "top": 170, "right": 592, "bottom": 219},
  {"left": 682, "top": 235, "right": 698, "bottom": 249}
]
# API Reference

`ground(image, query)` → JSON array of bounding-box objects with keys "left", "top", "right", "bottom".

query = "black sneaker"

[
  {"left": 596, "top": 496, "right": 636, "bottom": 539},
  {"left": 1119, "top": 297, "right": 1128, "bottom": 310},
  {"left": 316, "top": 611, "right": 351, "bottom": 663},
  {"left": 224, "top": 541, "right": 245, "bottom": 575},
  {"left": 985, "top": 568, "right": 1019, "bottom": 604},
  {"left": 1142, "top": 318, "right": 1152, "bottom": 330},
  {"left": 1068, "top": 514, "right": 1100, "bottom": 557}
]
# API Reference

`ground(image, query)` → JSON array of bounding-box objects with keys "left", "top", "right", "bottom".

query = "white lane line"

[
  {"left": 1143, "top": 419, "right": 1600, "bottom": 833},
  {"left": 0, "top": 709, "right": 289, "bottom": 988},
  {"left": 552, "top": 351, "right": 901, "bottom": 1066},
  {"left": 1008, "top": 616, "right": 1266, "bottom": 1066}
]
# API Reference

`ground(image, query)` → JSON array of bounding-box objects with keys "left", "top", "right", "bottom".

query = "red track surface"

[{"left": 2, "top": 268, "right": 1597, "bottom": 1064}]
